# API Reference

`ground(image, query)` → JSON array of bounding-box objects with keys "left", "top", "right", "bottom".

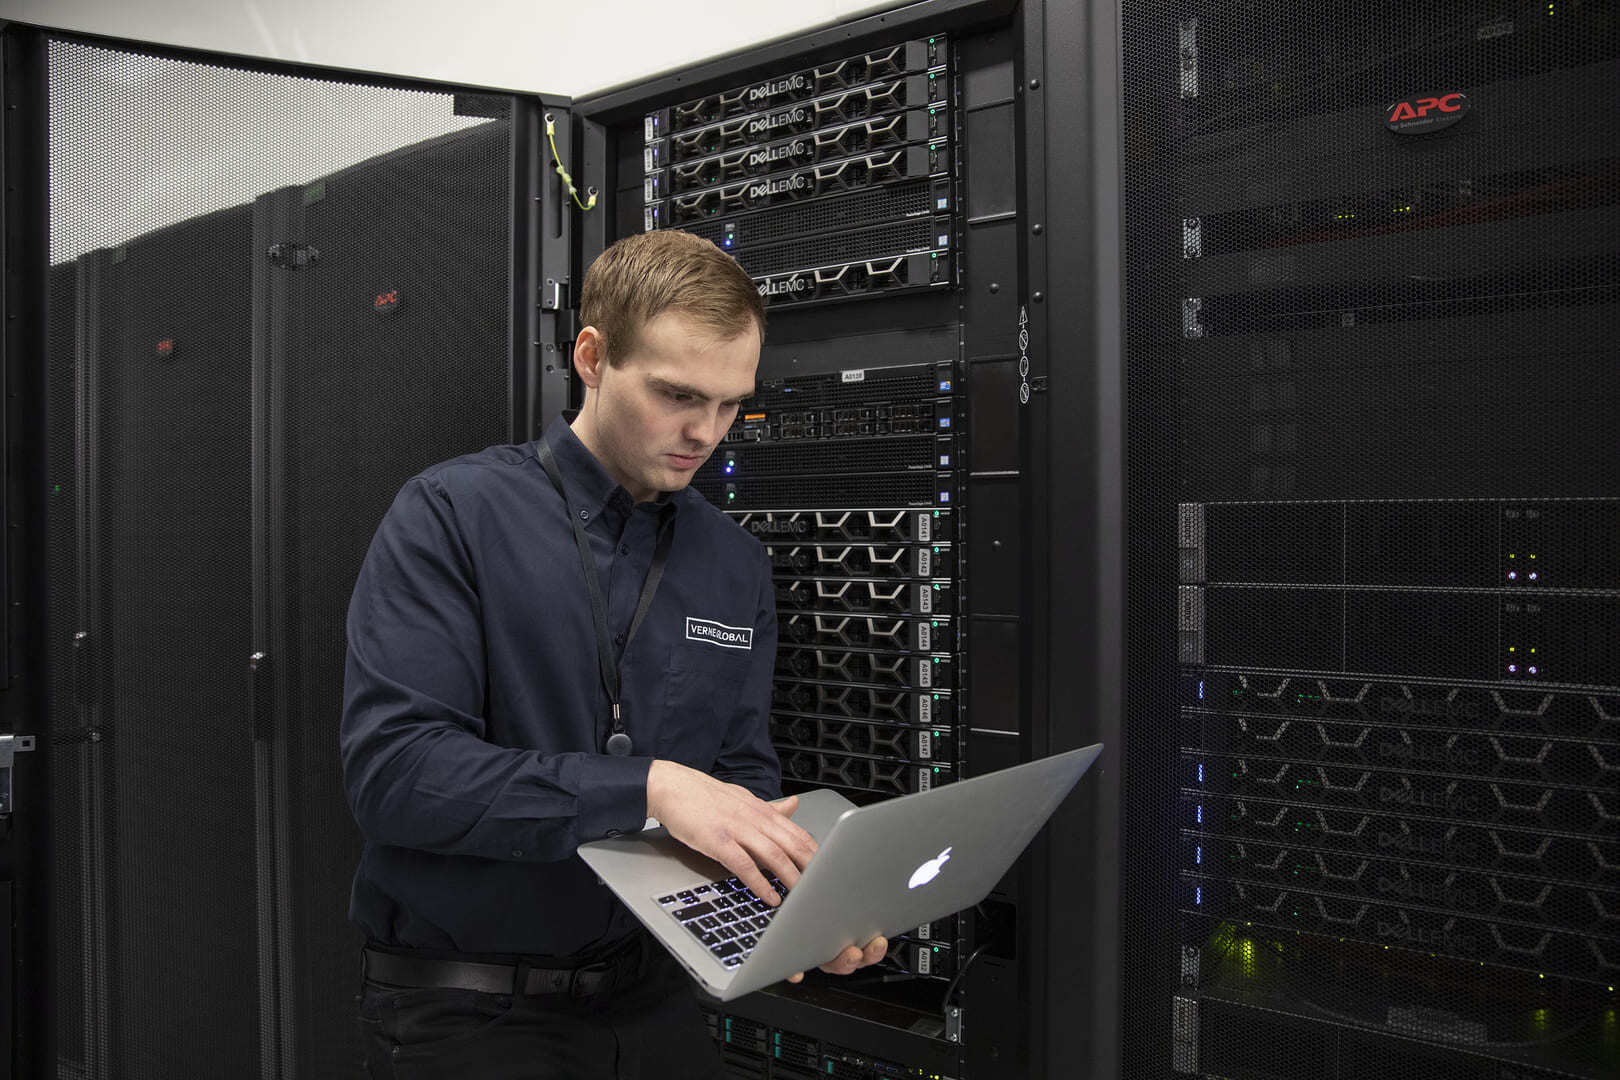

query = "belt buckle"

[{"left": 569, "top": 960, "right": 614, "bottom": 999}]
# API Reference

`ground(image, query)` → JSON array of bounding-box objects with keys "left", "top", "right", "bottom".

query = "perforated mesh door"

[
  {"left": 44, "top": 38, "right": 515, "bottom": 1078},
  {"left": 1121, "top": 5, "right": 1620, "bottom": 1080}
]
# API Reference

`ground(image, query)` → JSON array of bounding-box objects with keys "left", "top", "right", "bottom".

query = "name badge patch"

[{"left": 686, "top": 617, "right": 753, "bottom": 650}]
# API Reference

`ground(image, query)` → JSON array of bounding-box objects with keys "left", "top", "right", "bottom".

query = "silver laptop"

[{"left": 578, "top": 744, "right": 1102, "bottom": 1001}]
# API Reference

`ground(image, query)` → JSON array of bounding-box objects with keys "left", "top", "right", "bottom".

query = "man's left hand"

[{"left": 785, "top": 936, "right": 887, "bottom": 984}]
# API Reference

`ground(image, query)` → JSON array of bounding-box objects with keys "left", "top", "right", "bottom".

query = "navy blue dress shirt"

[{"left": 341, "top": 420, "right": 781, "bottom": 957}]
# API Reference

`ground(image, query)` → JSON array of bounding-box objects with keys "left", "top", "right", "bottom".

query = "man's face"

[{"left": 574, "top": 309, "right": 760, "bottom": 503}]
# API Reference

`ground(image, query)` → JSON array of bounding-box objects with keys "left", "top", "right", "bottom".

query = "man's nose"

[{"left": 686, "top": 410, "right": 725, "bottom": 447}]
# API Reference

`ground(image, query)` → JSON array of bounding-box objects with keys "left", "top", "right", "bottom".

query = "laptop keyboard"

[{"left": 656, "top": 875, "right": 788, "bottom": 970}]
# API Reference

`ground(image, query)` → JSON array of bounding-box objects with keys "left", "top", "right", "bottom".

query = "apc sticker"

[{"left": 685, "top": 617, "right": 754, "bottom": 650}]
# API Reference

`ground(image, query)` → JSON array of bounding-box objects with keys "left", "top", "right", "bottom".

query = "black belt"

[{"left": 362, "top": 942, "right": 634, "bottom": 999}]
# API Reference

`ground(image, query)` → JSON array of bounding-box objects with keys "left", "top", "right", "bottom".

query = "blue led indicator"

[
  {"left": 939, "top": 491, "right": 950, "bottom": 503},
  {"left": 938, "top": 416, "right": 951, "bottom": 428},
  {"left": 1195, "top": 886, "right": 1202, "bottom": 906},
  {"left": 939, "top": 380, "right": 952, "bottom": 392},
  {"left": 1196, "top": 804, "right": 1203, "bottom": 824},
  {"left": 1197, "top": 763, "right": 1204, "bottom": 783},
  {"left": 724, "top": 465, "right": 734, "bottom": 474},
  {"left": 1195, "top": 845, "right": 1202, "bottom": 864},
  {"left": 1198, "top": 680, "right": 1205, "bottom": 699}
]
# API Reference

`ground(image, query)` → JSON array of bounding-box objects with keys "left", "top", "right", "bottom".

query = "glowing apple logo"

[{"left": 908, "top": 846, "right": 952, "bottom": 890}]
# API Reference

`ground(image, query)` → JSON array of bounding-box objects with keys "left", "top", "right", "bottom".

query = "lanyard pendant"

[{"left": 605, "top": 703, "right": 633, "bottom": 756}]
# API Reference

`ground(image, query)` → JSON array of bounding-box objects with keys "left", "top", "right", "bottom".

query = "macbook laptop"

[{"left": 578, "top": 743, "right": 1102, "bottom": 1001}]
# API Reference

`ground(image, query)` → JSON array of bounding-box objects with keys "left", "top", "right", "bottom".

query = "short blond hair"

[{"left": 580, "top": 230, "right": 765, "bottom": 365}]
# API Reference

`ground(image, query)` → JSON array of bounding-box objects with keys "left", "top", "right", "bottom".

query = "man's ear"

[{"left": 574, "top": 326, "right": 607, "bottom": 390}]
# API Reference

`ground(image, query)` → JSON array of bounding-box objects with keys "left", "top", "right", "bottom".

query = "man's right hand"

[{"left": 646, "top": 760, "right": 817, "bottom": 905}]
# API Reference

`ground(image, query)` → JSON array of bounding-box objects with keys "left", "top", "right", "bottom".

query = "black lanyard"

[{"left": 536, "top": 439, "right": 674, "bottom": 756}]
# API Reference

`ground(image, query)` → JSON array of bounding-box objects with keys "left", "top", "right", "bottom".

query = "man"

[{"left": 341, "top": 229, "right": 885, "bottom": 1079}]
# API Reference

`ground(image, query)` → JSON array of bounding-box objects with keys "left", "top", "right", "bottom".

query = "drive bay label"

[
  {"left": 746, "top": 518, "right": 809, "bottom": 537},
  {"left": 758, "top": 275, "right": 809, "bottom": 297},
  {"left": 749, "top": 106, "right": 808, "bottom": 136},
  {"left": 749, "top": 73, "right": 809, "bottom": 104},
  {"left": 748, "top": 140, "right": 807, "bottom": 168},
  {"left": 748, "top": 173, "right": 810, "bottom": 199}
]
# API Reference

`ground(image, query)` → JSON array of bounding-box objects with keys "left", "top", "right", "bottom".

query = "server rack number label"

[
  {"left": 917, "top": 945, "right": 932, "bottom": 975},
  {"left": 918, "top": 584, "right": 933, "bottom": 614},
  {"left": 916, "top": 921, "right": 931, "bottom": 940},
  {"left": 918, "top": 767, "right": 932, "bottom": 793},
  {"left": 918, "top": 693, "right": 932, "bottom": 724},
  {"left": 918, "top": 659, "right": 933, "bottom": 688},
  {"left": 917, "top": 512, "right": 932, "bottom": 542},
  {"left": 918, "top": 729, "right": 933, "bottom": 760},
  {"left": 841, "top": 369, "right": 866, "bottom": 383},
  {"left": 918, "top": 548, "right": 932, "bottom": 576},
  {"left": 644, "top": 147, "right": 655, "bottom": 172},
  {"left": 918, "top": 622, "right": 932, "bottom": 651}
]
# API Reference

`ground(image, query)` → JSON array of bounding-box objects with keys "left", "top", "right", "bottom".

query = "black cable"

[{"left": 940, "top": 943, "right": 990, "bottom": 1015}]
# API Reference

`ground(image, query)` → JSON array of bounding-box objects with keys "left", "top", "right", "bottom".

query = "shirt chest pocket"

[{"left": 656, "top": 639, "right": 755, "bottom": 768}]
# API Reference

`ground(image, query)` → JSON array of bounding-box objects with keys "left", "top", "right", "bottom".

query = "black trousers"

[{"left": 357, "top": 934, "right": 724, "bottom": 1079}]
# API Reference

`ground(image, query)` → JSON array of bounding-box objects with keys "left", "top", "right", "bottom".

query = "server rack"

[
  {"left": 573, "top": 3, "right": 1120, "bottom": 1076},
  {"left": 1122, "top": 4, "right": 1620, "bottom": 1080}
]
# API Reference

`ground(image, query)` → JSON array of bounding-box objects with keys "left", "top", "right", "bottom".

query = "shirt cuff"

[{"left": 576, "top": 754, "right": 653, "bottom": 841}]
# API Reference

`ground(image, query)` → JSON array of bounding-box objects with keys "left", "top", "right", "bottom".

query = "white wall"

[
  {"left": 0, "top": 0, "right": 916, "bottom": 96},
  {"left": 15, "top": 0, "right": 921, "bottom": 261}
]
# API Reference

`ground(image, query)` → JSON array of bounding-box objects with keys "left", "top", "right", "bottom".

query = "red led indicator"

[
  {"left": 155, "top": 338, "right": 175, "bottom": 358},
  {"left": 374, "top": 289, "right": 401, "bottom": 315}
]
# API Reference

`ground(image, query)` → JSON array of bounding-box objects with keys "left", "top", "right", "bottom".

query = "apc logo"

[{"left": 1386, "top": 92, "right": 1469, "bottom": 135}]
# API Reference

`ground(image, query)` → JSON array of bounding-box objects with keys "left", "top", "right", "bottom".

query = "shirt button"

[
  {"left": 511, "top": 849, "right": 523, "bottom": 858},
  {"left": 578, "top": 509, "right": 590, "bottom": 521},
  {"left": 619, "top": 545, "right": 630, "bottom": 556},
  {"left": 614, "top": 631, "right": 627, "bottom": 645}
]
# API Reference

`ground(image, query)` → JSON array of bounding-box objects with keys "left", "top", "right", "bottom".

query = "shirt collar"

[{"left": 538, "top": 418, "right": 683, "bottom": 523}]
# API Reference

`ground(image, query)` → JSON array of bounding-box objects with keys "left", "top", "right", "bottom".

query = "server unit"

[{"left": 1123, "top": 4, "right": 1620, "bottom": 1079}]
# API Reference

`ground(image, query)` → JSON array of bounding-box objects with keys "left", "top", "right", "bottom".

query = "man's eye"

[{"left": 664, "top": 390, "right": 692, "bottom": 403}]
